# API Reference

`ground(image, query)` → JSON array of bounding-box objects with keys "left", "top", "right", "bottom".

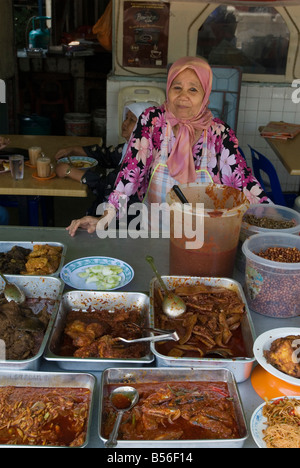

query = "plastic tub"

[
  {"left": 64, "top": 113, "right": 91, "bottom": 136},
  {"left": 237, "top": 204, "right": 300, "bottom": 272},
  {"left": 166, "top": 183, "right": 249, "bottom": 278},
  {"left": 242, "top": 232, "right": 300, "bottom": 318}
]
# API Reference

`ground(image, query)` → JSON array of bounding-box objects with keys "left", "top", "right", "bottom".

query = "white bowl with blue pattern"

[
  {"left": 60, "top": 256, "right": 134, "bottom": 290},
  {"left": 250, "top": 396, "right": 300, "bottom": 448},
  {"left": 58, "top": 156, "right": 98, "bottom": 169}
]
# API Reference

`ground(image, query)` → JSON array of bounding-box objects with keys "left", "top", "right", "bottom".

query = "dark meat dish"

[
  {"left": 264, "top": 335, "right": 300, "bottom": 378},
  {"left": 0, "top": 246, "right": 31, "bottom": 274},
  {"left": 154, "top": 284, "right": 247, "bottom": 358},
  {"left": 0, "top": 245, "right": 63, "bottom": 275},
  {"left": 0, "top": 294, "right": 50, "bottom": 360},
  {"left": 58, "top": 307, "right": 149, "bottom": 359},
  {"left": 102, "top": 382, "right": 240, "bottom": 441}
]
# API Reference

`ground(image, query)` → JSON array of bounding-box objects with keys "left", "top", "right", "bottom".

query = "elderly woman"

[{"left": 67, "top": 56, "right": 268, "bottom": 236}]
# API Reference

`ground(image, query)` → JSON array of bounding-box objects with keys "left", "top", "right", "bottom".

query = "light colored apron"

[{"left": 143, "top": 122, "right": 213, "bottom": 232}]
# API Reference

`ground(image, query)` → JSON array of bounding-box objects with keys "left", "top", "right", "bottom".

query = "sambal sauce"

[
  {"left": 111, "top": 393, "right": 132, "bottom": 410},
  {"left": 0, "top": 387, "right": 91, "bottom": 446},
  {"left": 102, "top": 382, "right": 240, "bottom": 441}
]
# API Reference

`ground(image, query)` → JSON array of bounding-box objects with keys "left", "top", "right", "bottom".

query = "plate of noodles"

[{"left": 250, "top": 396, "right": 300, "bottom": 448}]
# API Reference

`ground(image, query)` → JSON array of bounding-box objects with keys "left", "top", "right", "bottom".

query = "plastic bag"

[{"left": 93, "top": 0, "right": 112, "bottom": 51}]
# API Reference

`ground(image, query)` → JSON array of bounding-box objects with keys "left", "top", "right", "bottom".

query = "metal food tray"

[
  {"left": 99, "top": 367, "right": 248, "bottom": 448},
  {"left": 0, "top": 275, "right": 64, "bottom": 371},
  {"left": 45, "top": 291, "right": 154, "bottom": 371},
  {"left": 0, "top": 370, "right": 96, "bottom": 448},
  {"left": 0, "top": 241, "right": 67, "bottom": 277},
  {"left": 150, "top": 276, "right": 256, "bottom": 383}
]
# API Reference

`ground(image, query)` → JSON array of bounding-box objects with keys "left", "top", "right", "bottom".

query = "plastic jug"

[{"left": 166, "top": 183, "right": 250, "bottom": 278}]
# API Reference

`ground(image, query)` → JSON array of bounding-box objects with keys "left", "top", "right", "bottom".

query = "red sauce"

[
  {"left": 111, "top": 393, "right": 132, "bottom": 410},
  {"left": 169, "top": 240, "right": 237, "bottom": 277}
]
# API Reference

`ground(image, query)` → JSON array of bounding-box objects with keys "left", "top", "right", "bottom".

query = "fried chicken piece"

[
  {"left": 24, "top": 244, "right": 63, "bottom": 275},
  {"left": 264, "top": 335, "right": 300, "bottom": 378},
  {"left": 65, "top": 320, "right": 105, "bottom": 348}
]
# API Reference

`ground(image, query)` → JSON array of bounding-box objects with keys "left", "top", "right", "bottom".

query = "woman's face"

[
  {"left": 122, "top": 110, "right": 137, "bottom": 141},
  {"left": 168, "top": 68, "right": 205, "bottom": 120}
]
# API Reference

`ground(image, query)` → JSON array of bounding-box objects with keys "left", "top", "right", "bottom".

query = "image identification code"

[{"left": 106, "top": 453, "right": 193, "bottom": 465}]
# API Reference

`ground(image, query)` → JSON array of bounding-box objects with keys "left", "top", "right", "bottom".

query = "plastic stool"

[{"left": 249, "top": 145, "right": 298, "bottom": 207}]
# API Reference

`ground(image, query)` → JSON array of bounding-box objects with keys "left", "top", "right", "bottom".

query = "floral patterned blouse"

[{"left": 108, "top": 105, "right": 269, "bottom": 211}]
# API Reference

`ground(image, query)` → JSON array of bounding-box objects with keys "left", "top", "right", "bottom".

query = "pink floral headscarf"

[{"left": 165, "top": 56, "right": 213, "bottom": 184}]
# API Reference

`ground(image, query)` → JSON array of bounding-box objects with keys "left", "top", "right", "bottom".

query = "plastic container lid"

[{"left": 242, "top": 232, "right": 300, "bottom": 271}]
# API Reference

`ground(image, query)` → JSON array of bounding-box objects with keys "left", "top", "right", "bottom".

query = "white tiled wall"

[
  {"left": 107, "top": 79, "right": 300, "bottom": 193},
  {"left": 237, "top": 84, "right": 300, "bottom": 193}
]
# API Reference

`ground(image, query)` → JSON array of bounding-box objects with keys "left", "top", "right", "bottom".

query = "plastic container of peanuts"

[
  {"left": 236, "top": 204, "right": 300, "bottom": 272},
  {"left": 242, "top": 232, "right": 300, "bottom": 318}
]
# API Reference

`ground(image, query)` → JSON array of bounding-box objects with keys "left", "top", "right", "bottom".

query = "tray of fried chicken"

[{"left": 44, "top": 290, "right": 154, "bottom": 371}]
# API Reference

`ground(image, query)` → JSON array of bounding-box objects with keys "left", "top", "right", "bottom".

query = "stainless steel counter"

[{"left": 0, "top": 226, "right": 299, "bottom": 449}]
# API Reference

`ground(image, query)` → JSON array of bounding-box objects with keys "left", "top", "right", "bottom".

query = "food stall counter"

[{"left": 0, "top": 226, "right": 298, "bottom": 449}]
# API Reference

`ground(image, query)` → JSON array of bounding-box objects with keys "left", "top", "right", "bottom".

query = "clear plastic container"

[
  {"left": 166, "top": 183, "right": 249, "bottom": 278},
  {"left": 242, "top": 232, "right": 300, "bottom": 318},
  {"left": 237, "top": 204, "right": 300, "bottom": 272}
]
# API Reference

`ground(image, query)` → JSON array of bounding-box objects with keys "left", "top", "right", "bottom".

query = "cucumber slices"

[{"left": 78, "top": 265, "right": 123, "bottom": 290}]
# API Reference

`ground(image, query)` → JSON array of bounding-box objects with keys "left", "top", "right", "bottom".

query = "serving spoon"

[
  {"left": 105, "top": 386, "right": 139, "bottom": 448},
  {"left": 146, "top": 256, "right": 186, "bottom": 318},
  {"left": 0, "top": 272, "right": 26, "bottom": 304}
]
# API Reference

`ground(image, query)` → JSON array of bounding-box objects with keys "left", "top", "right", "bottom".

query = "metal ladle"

[
  {"left": 0, "top": 272, "right": 26, "bottom": 304},
  {"left": 105, "top": 386, "right": 139, "bottom": 448},
  {"left": 146, "top": 256, "right": 186, "bottom": 318},
  {"left": 0, "top": 273, "right": 44, "bottom": 331}
]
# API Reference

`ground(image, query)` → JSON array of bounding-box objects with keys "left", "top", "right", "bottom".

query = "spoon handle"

[
  {"left": 145, "top": 256, "right": 168, "bottom": 294},
  {"left": 105, "top": 410, "right": 124, "bottom": 448},
  {"left": 172, "top": 185, "right": 189, "bottom": 204},
  {"left": 0, "top": 273, "right": 7, "bottom": 285}
]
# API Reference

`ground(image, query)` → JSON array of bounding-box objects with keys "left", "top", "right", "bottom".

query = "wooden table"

[
  {"left": 0, "top": 135, "right": 102, "bottom": 225},
  {"left": 0, "top": 135, "right": 103, "bottom": 197},
  {"left": 260, "top": 128, "right": 300, "bottom": 176}
]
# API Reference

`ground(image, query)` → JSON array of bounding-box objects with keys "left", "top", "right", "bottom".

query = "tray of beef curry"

[
  {"left": 0, "top": 275, "right": 64, "bottom": 371},
  {"left": 149, "top": 276, "right": 256, "bottom": 383}
]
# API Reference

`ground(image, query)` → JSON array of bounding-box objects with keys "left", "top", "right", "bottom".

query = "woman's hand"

[
  {"left": 0, "top": 137, "right": 10, "bottom": 150},
  {"left": 66, "top": 206, "right": 117, "bottom": 237},
  {"left": 66, "top": 216, "right": 100, "bottom": 237},
  {"left": 54, "top": 146, "right": 86, "bottom": 160},
  {"left": 55, "top": 162, "right": 70, "bottom": 178}
]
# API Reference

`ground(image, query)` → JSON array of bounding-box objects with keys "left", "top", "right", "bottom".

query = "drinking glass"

[{"left": 9, "top": 155, "right": 24, "bottom": 180}]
